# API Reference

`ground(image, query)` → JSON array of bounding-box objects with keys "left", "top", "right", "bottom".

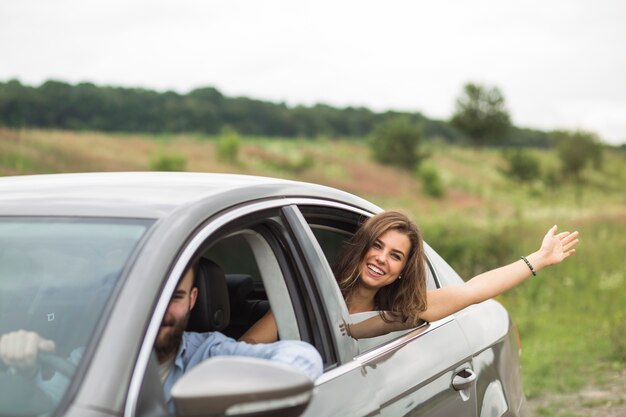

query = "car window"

[
  {"left": 204, "top": 227, "right": 299, "bottom": 341},
  {"left": 0, "top": 217, "right": 152, "bottom": 417},
  {"left": 308, "top": 226, "right": 353, "bottom": 268},
  {"left": 194, "top": 209, "right": 322, "bottom": 348},
  {"left": 298, "top": 206, "right": 440, "bottom": 353},
  {"left": 131, "top": 204, "right": 340, "bottom": 416},
  {"left": 132, "top": 206, "right": 331, "bottom": 417}
]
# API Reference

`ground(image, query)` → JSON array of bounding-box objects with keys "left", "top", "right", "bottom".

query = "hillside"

[{"left": 1, "top": 128, "right": 622, "bottom": 219}]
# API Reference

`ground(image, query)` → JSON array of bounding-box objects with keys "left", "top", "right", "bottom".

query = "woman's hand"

[
  {"left": 537, "top": 225, "right": 579, "bottom": 267},
  {"left": 339, "top": 320, "right": 353, "bottom": 338}
]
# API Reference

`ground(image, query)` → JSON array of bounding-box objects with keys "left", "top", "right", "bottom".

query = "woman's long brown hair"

[{"left": 333, "top": 211, "right": 427, "bottom": 326}]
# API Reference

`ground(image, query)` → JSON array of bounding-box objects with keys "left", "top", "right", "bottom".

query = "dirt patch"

[{"left": 529, "top": 369, "right": 626, "bottom": 417}]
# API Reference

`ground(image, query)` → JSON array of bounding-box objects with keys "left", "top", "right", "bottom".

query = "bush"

[
  {"left": 217, "top": 128, "right": 240, "bottom": 163},
  {"left": 149, "top": 152, "right": 187, "bottom": 171},
  {"left": 543, "top": 167, "right": 561, "bottom": 189},
  {"left": 369, "top": 117, "right": 424, "bottom": 170},
  {"left": 552, "top": 129, "right": 603, "bottom": 182},
  {"left": 418, "top": 164, "right": 445, "bottom": 198},
  {"left": 502, "top": 149, "right": 541, "bottom": 182}
]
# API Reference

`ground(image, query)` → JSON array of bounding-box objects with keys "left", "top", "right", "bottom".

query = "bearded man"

[{"left": 153, "top": 264, "right": 322, "bottom": 410}]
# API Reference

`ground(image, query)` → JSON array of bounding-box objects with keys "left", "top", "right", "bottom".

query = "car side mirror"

[{"left": 171, "top": 356, "right": 314, "bottom": 417}]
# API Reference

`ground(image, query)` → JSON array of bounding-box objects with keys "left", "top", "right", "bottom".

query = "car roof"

[{"left": 0, "top": 172, "right": 378, "bottom": 218}]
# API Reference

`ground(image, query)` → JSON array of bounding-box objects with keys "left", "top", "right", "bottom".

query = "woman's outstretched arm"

[
  {"left": 420, "top": 225, "right": 578, "bottom": 322},
  {"left": 344, "top": 225, "right": 579, "bottom": 339}
]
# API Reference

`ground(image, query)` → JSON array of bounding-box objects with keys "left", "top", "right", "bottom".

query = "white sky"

[{"left": 1, "top": 0, "right": 625, "bottom": 145}]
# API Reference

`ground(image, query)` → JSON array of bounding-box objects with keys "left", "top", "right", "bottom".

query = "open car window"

[
  {"left": 194, "top": 208, "right": 328, "bottom": 360},
  {"left": 203, "top": 227, "right": 299, "bottom": 342},
  {"left": 298, "top": 206, "right": 441, "bottom": 352}
]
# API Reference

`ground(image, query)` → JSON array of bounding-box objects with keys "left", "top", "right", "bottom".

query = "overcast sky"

[{"left": 1, "top": 0, "right": 625, "bottom": 145}]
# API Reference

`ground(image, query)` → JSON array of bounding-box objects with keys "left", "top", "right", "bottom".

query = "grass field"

[{"left": 2, "top": 128, "right": 625, "bottom": 414}]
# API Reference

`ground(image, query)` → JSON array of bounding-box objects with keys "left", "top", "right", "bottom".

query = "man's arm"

[{"left": 188, "top": 332, "right": 323, "bottom": 380}]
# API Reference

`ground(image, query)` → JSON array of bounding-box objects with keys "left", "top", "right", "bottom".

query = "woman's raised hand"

[{"left": 537, "top": 225, "right": 579, "bottom": 267}]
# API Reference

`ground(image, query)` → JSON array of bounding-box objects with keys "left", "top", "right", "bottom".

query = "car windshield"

[{"left": 0, "top": 217, "right": 152, "bottom": 417}]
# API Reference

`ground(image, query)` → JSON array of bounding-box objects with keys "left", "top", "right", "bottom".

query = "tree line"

[{"left": 0, "top": 79, "right": 548, "bottom": 146}]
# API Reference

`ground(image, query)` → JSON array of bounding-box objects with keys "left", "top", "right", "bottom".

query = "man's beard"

[{"left": 155, "top": 311, "right": 190, "bottom": 363}]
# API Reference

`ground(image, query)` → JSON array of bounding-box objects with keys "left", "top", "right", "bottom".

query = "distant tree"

[
  {"left": 451, "top": 82, "right": 512, "bottom": 146},
  {"left": 502, "top": 149, "right": 541, "bottom": 182},
  {"left": 552, "top": 129, "right": 603, "bottom": 183},
  {"left": 0, "top": 79, "right": 34, "bottom": 127},
  {"left": 369, "top": 117, "right": 424, "bottom": 170}
]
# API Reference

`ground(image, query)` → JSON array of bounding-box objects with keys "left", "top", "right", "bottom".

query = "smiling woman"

[
  {"left": 334, "top": 211, "right": 427, "bottom": 323},
  {"left": 240, "top": 210, "right": 579, "bottom": 343}
]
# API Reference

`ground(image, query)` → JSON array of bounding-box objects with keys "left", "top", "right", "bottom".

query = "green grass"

[{"left": 495, "top": 219, "right": 626, "bottom": 398}]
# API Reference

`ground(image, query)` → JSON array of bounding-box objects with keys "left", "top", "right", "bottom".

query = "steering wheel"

[
  {"left": 0, "top": 352, "right": 77, "bottom": 415},
  {"left": 0, "top": 351, "right": 76, "bottom": 379},
  {"left": 38, "top": 351, "right": 76, "bottom": 378}
]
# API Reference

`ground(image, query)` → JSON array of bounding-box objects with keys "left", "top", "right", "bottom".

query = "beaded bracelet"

[{"left": 521, "top": 256, "right": 537, "bottom": 276}]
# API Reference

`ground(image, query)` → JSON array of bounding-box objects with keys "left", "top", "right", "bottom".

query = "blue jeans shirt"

[{"left": 162, "top": 331, "right": 323, "bottom": 410}]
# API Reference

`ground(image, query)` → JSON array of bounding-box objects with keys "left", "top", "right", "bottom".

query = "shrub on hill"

[{"left": 369, "top": 117, "right": 425, "bottom": 170}]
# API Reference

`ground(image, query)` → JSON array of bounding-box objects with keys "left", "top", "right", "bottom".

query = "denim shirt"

[
  {"left": 162, "top": 331, "right": 323, "bottom": 410},
  {"left": 36, "top": 332, "right": 322, "bottom": 413}
]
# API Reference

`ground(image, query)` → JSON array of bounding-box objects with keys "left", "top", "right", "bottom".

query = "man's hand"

[{"left": 0, "top": 330, "right": 55, "bottom": 377}]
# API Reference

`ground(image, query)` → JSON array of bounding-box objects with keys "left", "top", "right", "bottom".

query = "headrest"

[
  {"left": 186, "top": 258, "right": 230, "bottom": 333},
  {"left": 225, "top": 274, "right": 254, "bottom": 309}
]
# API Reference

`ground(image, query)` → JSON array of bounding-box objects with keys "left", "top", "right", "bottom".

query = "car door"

[
  {"left": 280, "top": 204, "right": 381, "bottom": 416},
  {"left": 288, "top": 204, "right": 479, "bottom": 417},
  {"left": 426, "top": 246, "right": 527, "bottom": 417}
]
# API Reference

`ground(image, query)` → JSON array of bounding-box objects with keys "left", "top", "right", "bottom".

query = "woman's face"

[{"left": 359, "top": 229, "right": 411, "bottom": 290}]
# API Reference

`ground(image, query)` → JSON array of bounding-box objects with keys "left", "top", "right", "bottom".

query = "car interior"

[
  {"left": 183, "top": 206, "right": 383, "bottom": 349},
  {"left": 185, "top": 257, "right": 270, "bottom": 340}
]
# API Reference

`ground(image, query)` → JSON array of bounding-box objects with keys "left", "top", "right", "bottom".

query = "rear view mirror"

[{"left": 171, "top": 356, "right": 314, "bottom": 417}]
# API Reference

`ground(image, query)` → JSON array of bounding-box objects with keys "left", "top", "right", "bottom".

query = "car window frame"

[
  {"left": 282, "top": 202, "right": 376, "bottom": 365},
  {"left": 126, "top": 200, "right": 313, "bottom": 417},
  {"left": 204, "top": 225, "right": 302, "bottom": 341}
]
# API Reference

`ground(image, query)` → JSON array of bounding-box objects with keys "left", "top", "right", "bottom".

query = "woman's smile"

[{"left": 366, "top": 263, "right": 385, "bottom": 276}]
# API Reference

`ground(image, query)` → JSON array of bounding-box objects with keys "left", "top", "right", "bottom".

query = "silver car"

[{"left": 0, "top": 172, "right": 528, "bottom": 417}]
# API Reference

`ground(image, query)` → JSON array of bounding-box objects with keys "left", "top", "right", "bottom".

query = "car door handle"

[{"left": 452, "top": 368, "right": 476, "bottom": 391}]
